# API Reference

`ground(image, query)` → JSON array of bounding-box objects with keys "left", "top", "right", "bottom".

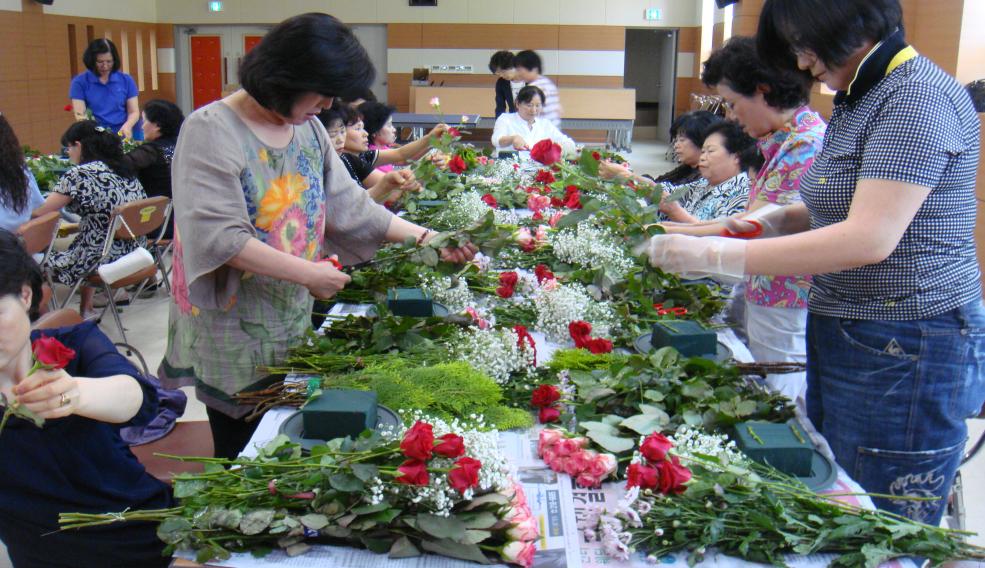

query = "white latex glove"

[
  {"left": 722, "top": 203, "right": 786, "bottom": 238},
  {"left": 647, "top": 234, "right": 747, "bottom": 281}
]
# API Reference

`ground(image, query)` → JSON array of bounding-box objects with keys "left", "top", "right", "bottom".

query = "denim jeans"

[{"left": 806, "top": 300, "right": 985, "bottom": 524}]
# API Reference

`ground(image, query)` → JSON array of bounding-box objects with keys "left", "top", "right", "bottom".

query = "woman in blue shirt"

[
  {"left": 0, "top": 115, "right": 44, "bottom": 232},
  {"left": 0, "top": 229, "right": 172, "bottom": 567},
  {"left": 69, "top": 39, "right": 142, "bottom": 140}
]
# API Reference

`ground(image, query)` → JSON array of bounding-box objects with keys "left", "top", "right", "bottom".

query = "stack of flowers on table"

[
  {"left": 580, "top": 427, "right": 985, "bottom": 566},
  {"left": 536, "top": 427, "right": 617, "bottom": 488},
  {"left": 60, "top": 415, "right": 541, "bottom": 566}
]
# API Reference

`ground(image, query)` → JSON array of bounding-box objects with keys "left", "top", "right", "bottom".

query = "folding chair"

[
  {"left": 17, "top": 211, "right": 61, "bottom": 309},
  {"left": 146, "top": 221, "right": 173, "bottom": 294},
  {"left": 31, "top": 308, "right": 83, "bottom": 331},
  {"left": 59, "top": 196, "right": 171, "bottom": 345}
]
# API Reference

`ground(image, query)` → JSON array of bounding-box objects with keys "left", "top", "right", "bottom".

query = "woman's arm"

[
  {"left": 659, "top": 198, "right": 699, "bottom": 224},
  {"left": 119, "top": 96, "right": 140, "bottom": 139},
  {"left": 11, "top": 368, "right": 143, "bottom": 423},
  {"left": 365, "top": 170, "right": 419, "bottom": 204},
  {"left": 32, "top": 192, "right": 71, "bottom": 218},
  {"left": 744, "top": 179, "right": 929, "bottom": 275},
  {"left": 385, "top": 215, "right": 478, "bottom": 263},
  {"left": 375, "top": 124, "right": 447, "bottom": 166},
  {"left": 227, "top": 238, "right": 350, "bottom": 299}
]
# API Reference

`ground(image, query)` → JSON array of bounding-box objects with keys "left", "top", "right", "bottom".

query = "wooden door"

[{"left": 190, "top": 35, "right": 222, "bottom": 110}]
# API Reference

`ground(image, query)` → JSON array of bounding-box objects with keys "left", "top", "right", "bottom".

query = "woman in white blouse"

[{"left": 491, "top": 86, "right": 575, "bottom": 155}]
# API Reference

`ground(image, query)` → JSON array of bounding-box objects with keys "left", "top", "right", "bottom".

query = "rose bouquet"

[
  {"left": 61, "top": 416, "right": 541, "bottom": 566},
  {"left": 0, "top": 336, "right": 76, "bottom": 436},
  {"left": 583, "top": 428, "right": 985, "bottom": 566}
]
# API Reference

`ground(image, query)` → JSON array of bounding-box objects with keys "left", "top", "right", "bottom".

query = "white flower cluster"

[
  {"left": 579, "top": 486, "right": 642, "bottom": 561},
  {"left": 419, "top": 274, "right": 476, "bottom": 314},
  {"left": 548, "top": 222, "right": 635, "bottom": 277},
  {"left": 368, "top": 412, "right": 511, "bottom": 516},
  {"left": 669, "top": 426, "right": 744, "bottom": 464},
  {"left": 532, "top": 281, "right": 618, "bottom": 343},
  {"left": 435, "top": 191, "right": 518, "bottom": 230},
  {"left": 450, "top": 327, "right": 538, "bottom": 384}
]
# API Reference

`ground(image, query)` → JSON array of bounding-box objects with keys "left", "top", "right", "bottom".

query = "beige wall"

[
  {"left": 155, "top": 0, "right": 702, "bottom": 26},
  {"left": 43, "top": 0, "right": 157, "bottom": 23}
]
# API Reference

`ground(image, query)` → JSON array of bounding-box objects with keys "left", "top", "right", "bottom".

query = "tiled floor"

[{"left": 3, "top": 141, "right": 984, "bottom": 566}]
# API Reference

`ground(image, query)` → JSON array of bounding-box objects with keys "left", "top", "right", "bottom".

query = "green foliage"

[{"left": 323, "top": 361, "right": 532, "bottom": 431}]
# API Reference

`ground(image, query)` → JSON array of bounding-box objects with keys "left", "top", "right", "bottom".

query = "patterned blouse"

[
  {"left": 744, "top": 107, "right": 826, "bottom": 309},
  {"left": 677, "top": 172, "right": 749, "bottom": 222}
]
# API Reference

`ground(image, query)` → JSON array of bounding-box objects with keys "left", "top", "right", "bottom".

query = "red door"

[
  {"left": 244, "top": 35, "right": 263, "bottom": 53},
  {"left": 190, "top": 36, "right": 222, "bottom": 110}
]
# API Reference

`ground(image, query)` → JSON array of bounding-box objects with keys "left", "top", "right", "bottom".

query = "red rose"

[
  {"left": 640, "top": 432, "right": 673, "bottom": 463},
  {"left": 448, "top": 127, "right": 461, "bottom": 138},
  {"left": 448, "top": 154, "right": 468, "bottom": 174},
  {"left": 530, "top": 139, "right": 562, "bottom": 165},
  {"left": 530, "top": 384, "right": 561, "bottom": 408},
  {"left": 499, "top": 271, "right": 519, "bottom": 288},
  {"left": 434, "top": 433, "right": 466, "bottom": 458},
  {"left": 591, "top": 151, "right": 601, "bottom": 160},
  {"left": 586, "top": 338, "right": 613, "bottom": 354},
  {"left": 655, "top": 456, "right": 692, "bottom": 494},
  {"left": 534, "top": 169, "right": 556, "bottom": 185},
  {"left": 538, "top": 406, "right": 561, "bottom": 424},
  {"left": 532, "top": 211, "right": 543, "bottom": 221},
  {"left": 496, "top": 285, "right": 515, "bottom": 298},
  {"left": 568, "top": 321, "right": 593, "bottom": 347},
  {"left": 63, "top": 104, "right": 74, "bottom": 112},
  {"left": 31, "top": 336, "right": 76, "bottom": 369},
  {"left": 625, "top": 463, "right": 659, "bottom": 489},
  {"left": 534, "top": 264, "right": 555, "bottom": 284},
  {"left": 400, "top": 421, "right": 435, "bottom": 461},
  {"left": 514, "top": 325, "right": 537, "bottom": 365},
  {"left": 395, "top": 459, "right": 430, "bottom": 486},
  {"left": 563, "top": 186, "right": 582, "bottom": 209},
  {"left": 481, "top": 193, "right": 498, "bottom": 208},
  {"left": 448, "top": 456, "right": 482, "bottom": 493}
]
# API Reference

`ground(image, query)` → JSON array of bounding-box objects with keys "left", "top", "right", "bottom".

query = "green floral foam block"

[
  {"left": 650, "top": 320, "right": 717, "bottom": 357},
  {"left": 386, "top": 288, "right": 434, "bottom": 317},
  {"left": 301, "top": 389, "right": 378, "bottom": 441},
  {"left": 733, "top": 420, "right": 814, "bottom": 477}
]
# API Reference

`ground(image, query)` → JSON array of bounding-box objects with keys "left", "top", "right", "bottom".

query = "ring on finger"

[{"left": 59, "top": 392, "right": 70, "bottom": 407}]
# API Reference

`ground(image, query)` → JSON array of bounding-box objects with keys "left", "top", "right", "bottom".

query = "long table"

[{"left": 390, "top": 113, "right": 635, "bottom": 151}]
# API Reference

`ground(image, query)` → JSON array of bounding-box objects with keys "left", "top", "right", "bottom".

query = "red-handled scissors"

[
  {"left": 720, "top": 219, "right": 763, "bottom": 239},
  {"left": 320, "top": 257, "right": 343, "bottom": 270},
  {"left": 653, "top": 303, "right": 688, "bottom": 317}
]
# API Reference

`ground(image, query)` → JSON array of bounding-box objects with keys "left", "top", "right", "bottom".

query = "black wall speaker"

[
  {"left": 715, "top": 0, "right": 739, "bottom": 8},
  {"left": 33, "top": 0, "right": 55, "bottom": 5}
]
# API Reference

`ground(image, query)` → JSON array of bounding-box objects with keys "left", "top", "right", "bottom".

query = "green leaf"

[
  {"left": 555, "top": 208, "right": 592, "bottom": 228},
  {"left": 352, "top": 502, "right": 389, "bottom": 515},
  {"left": 203, "top": 463, "right": 225, "bottom": 474},
  {"left": 579, "top": 421, "right": 621, "bottom": 436},
  {"left": 585, "top": 430, "right": 635, "bottom": 453},
  {"left": 361, "top": 536, "right": 395, "bottom": 554},
  {"left": 462, "top": 512, "right": 498, "bottom": 529},
  {"left": 578, "top": 148, "right": 600, "bottom": 176},
  {"left": 239, "top": 509, "right": 275, "bottom": 535},
  {"left": 419, "top": 538, "right": 491, "bottom": 564},
  {"left": 420, "top": 247, "right": 440, "bottom": 267},
  {"left": 173, "top": 479, "right": 206, "bottom": 498},
  {"left": 582, "top": 386, "right": 616, "bottom": 402},
  {"left": 389, "top": 536, "right": 421, "bottom": 559},
  {"left": 350, "top": 463, "right": 379, "bottom": 482},
  {"left": 300, "top": 514, "right": 329, "bottom": 530},
  {"left": 329, "top": 472, "right": 364, "bottom": 492},
  {"left": 156, "top": 517, "right": 192, "bottom": 545},
  {"left": 416, "top": 513, "right": 467, "bottom": 541},
  {"left": 620, "top": 412, "right": 668, "bottom": 435},
  {"left": 464, "top": 529, "right": 493, "bottom": 544}
]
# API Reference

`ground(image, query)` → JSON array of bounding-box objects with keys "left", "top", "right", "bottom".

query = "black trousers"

[{"left": 206, "top": 406, "right": 261, "bottom": 461}]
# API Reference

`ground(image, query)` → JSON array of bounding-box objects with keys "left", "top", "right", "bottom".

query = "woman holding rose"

[
  {"left": 0, "top": 229, "right": 172, "bottom": 567},
  {"left": 160, "top": 13, "right": 476, "bottom": 460}
]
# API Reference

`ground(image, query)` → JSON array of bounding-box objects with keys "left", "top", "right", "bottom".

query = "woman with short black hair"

[
  {"left": 359, "top": 100, "right": 398, "bottom": 173},
  {"left": 491, "top": 85, "right": 575, "bottom": 154},
  {"left": 0, "top": 228, "right": 173, "bottom": 568},
  {"left": 649, "top": 0, "right": 985, "bottom": 524},
  {"left": 123, "top": 99, "right": 185, "bottom": 238},
  {"left": 489, "top": 50, "right": 522, "bottom": 117},
  {"left": 161, "top": 13, "right": 476, "bottom": 460},
  {"left": 70, "top": 39, "right": 142, "bottom": 140},
  {"left": 32, "top": 121, "right": 147, "bottom": 318}
]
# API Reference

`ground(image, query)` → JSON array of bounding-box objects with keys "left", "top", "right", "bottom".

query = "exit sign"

[
  {"left": 208, "top": 1, "right": 223, "bottom": 12},
  {"left": 644, "top": 8, "right": 662, "bottom": 21}
]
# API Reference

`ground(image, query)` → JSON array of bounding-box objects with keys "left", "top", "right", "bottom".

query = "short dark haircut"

[
  {"left": 0, "top": 114, "right": 29, "bottom": 215},
  {"left": 142, "top": 99, "right": 185, "bottom": 139},
  {"left": 966, "top": 79, "right": 985, "bottom": 113},
  {"left": 61, "top": 120, "right": 134, "bottom": 179},
  {"left": 515, "top": 85, "right": 545, "bottom": 106},
  {"left": 702, "top": 36, "right": 811, "bottom": 110},
  {"left": 0, "top": 228, "right": 43, "bottom": 320},
  {"left": 489, "top": 50, "right": 515, "bottom": 73},
  {"left": 358, "top": 101, "right": 396, "bottom": 139},
  {"left": 239, "top": 13, "right": 375, "bottom": 118},
  {"left": 670, "top": 110, "right": 724, "bottom": 148},
  {"left": 740, "top": 144, "right": 765, "bottom": 173},
  {"left": 514, "top": 50, "right": 543, "bottom": 74},
  {"left": 757, "top": 0, "right": 903, "bottom": 71},
  {"left": 317, "top": 107, "right": 345, "bottom": 131},
  {"left": 702, "top": 120, "right": 758, "bottom": 166},
  {"left": 82, "top": 38, "right": 121, "bottom": 74},
  {"left": 339, "top": 87, "right": 377, "bottom": 106}
]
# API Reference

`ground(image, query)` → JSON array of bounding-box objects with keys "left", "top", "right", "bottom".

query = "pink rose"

[
  {"left": 563, "top": 456, "right": 583, "bottom": 476},
  {"left": 575, "top": 472, "right": 602, "bottom": 488},
  {"left": 568, "top": 450, "right": 593, "bottom": 474},
  {"left": 511, "top": 483, "right": 529, "bottom": 509},
  {"left": 540, "top": 447, "right": 557, "bottom": 463},
  {"left": 541, "top": 278, "right": 559, "bottom": 291},
  {"left": 539, "top": 428, "right": 564, "bottom": 450},
  {"left": 507, "top": 516, "right": 540, "bottom": 541},
  {"left": 535, "top": 225, "right": 548, "bottom": 242},
  {"left": 587, "top": 453, "right": 618, "bottom": 478},
  {"left": 515, "top": 228, "right": 535, "bottom": 250},
  {"left": 549, "top": 212, "right": 564, "bottom": 227},
  {"left": 527, "top": 194, "right": 550, "bottom": 212},
  {"left": 556, "top": 438, "right": 581, "bottom": 457},
  {"left": 502, "top": 540, "right": 537, "bottom": 567}
]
